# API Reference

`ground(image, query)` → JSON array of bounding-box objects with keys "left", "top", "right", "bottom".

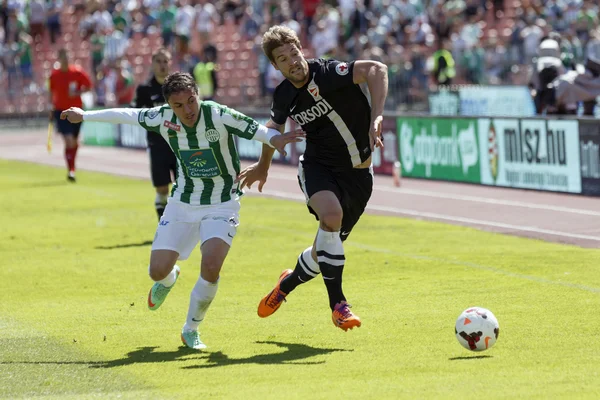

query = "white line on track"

[
  {"left": 264, "top": 172, "right": 600, "bottom": 217},
  {"left": 250, "top": 190, "right": 600, "bottom": 243}
]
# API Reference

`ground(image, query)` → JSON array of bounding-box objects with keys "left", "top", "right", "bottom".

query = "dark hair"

[
  {"left": 261, "top": 25, "right": 302, "bottom": 63},
  {"left": 162, "top": 72, "right": 198, "bottom": 101},
  {"left": 152, "top": 47, "right": 172, "bottom": 61}
]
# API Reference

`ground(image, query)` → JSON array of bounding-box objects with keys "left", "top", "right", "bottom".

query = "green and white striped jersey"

[{"left": 137, "top": 101, "right": 260, "bottom": 205}]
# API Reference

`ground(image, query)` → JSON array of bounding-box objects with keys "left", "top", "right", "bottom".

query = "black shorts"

[
  {"left": 54, "top": 110, "right": 82, "bottom": 137},
  {"left": 148, "top": 132, "right": 177, "bottom": 187},
  {"left": 297, "top": 157, "right": 373, "bottom": 241}
]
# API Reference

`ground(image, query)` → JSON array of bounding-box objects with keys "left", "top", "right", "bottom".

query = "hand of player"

[
  {"left": 269, "top": 129, "right": 305, "bottom": 157},
  {"left": 369, "top": 115, "right": 384, "bottom": 150},
  {"left": 60, "top": 107, "right": 85, "bottom": 124},
  {"left": 235, "top": 162, "right": 269, "bottom": 192}
]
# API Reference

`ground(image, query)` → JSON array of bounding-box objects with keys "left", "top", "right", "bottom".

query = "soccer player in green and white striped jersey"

[{"left": 61, "top": 72, "right": 304, "bottom": 349}]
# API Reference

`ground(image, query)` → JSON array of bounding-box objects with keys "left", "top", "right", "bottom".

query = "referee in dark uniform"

[
  {"left": 134, "top": 48, "right": 177, "bottom": 220},
  {"left": 238, "top": 26, "right": 388, "bottom": 331}
]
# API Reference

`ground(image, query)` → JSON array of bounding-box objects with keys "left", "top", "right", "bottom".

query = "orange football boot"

[
  {"left": 257, "top": 269, "right": 293, "bottom": 318},
  {"left": 332, "top": 301, "right": 361, "bottom": 331}
]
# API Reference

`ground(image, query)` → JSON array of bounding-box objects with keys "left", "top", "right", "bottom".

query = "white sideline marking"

[
  {"left": 255, "top": 225, "right": 600, "bottom": 294},
  {"left": 264, "top": 172, "right": 600, "bottom": 217},
  {"left": 249, "top": 190, "right": 600, "bottom": 243}
]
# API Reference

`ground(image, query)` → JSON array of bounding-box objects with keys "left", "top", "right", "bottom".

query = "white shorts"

[{"left": 151, "top": 198, "right": 240, "bottom": 260}]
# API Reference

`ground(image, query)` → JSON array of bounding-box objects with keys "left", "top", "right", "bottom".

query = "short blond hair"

[
  {"left": 261, "top": 25, "right": 301, "bottom": 63},
  {"left": 152, "top": 47, "right": 172, "bottom": 61}
]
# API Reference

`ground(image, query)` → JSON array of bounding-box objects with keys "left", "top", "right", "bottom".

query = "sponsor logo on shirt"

[
  {"left": 290, "top": 73, "right": 334, "bottom": 125},
  {"left": 290, "top": 99, "right": 333, "bottom": 125},
  {"left": 164, "top": 121, "right": 181, "bottom": 131}
]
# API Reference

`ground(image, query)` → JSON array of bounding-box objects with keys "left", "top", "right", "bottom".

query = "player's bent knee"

[
  {"left": 201, "top": 256, "right": 224, "bottom": 280},
  {"left": 148, "top": 263, "right": 174, "bottom": 281},
  {"left": 148, "top": 250, "right": 179, "bottom": 281},
  {"left": 319, "top": 210, "right": 343, "bottom": 231}
]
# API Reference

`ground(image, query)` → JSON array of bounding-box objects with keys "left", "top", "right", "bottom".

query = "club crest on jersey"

[
  {"left": 205, "top": 128, "right": 220, "bottom": 142},
  {"left": 335, "top": 62, "right": 349, "bottom": 76},
  {"left": 307, "top": 75, "right": 322, "bottom": 101},
  {"left": 164, "top": 121, "right": 180, "bottom": 131}
]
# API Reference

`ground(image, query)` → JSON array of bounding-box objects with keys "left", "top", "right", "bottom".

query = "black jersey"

[
  {"left": 134, "top": 76, "right": 167, "bottom": 144},
  {"left": 271, "top": 58, "right": 372, "bottom": 169}
]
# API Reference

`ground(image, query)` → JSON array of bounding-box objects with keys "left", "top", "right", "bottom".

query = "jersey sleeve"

[
  {"left": 319, "top": 59, "right": 356, "bottom": 93},
  {"left": 218, "top": 104, "right": 259, "bottom": 139},
  {"left": 137, "top": 106, "right": 166, "bottom": 134},
  {"left": 77, "top": 69, "right": 93, "bottom": 90},
  {"left": 270, "top": 85, "right": 289, "bottom": 126}
]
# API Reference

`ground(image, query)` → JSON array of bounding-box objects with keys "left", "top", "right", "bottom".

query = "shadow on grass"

[
  {"left": 0, "top": 346, "right": 203, "bottom": 368},
  {"left": 95, "top": 240, "right": 153, "bottom": 250},
  {"left": 183, "top": 341, "right": 351, "bottom": 369},
  {"left": 448, "top": 355, "right": 493, "bottom": 361},
  {"left": 0, "top": 342, "right": 350, "bottom": 369}
]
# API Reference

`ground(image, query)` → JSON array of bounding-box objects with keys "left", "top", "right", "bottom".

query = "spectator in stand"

[
  {"left": 431, "top": 39, "right": 456, "bottom": 86},
  {"left": 195, "top": 0, "right": 218, "bottom": 54},
  {"left": 89, "top": 28, "right": 105, "bottom": 82},
  {"left": 16, "top": 31, "right": 34, "bottom": 93},
  {"left": 5, "top": 6, "right": 24, "bottom": 42},
  {"left": 46, "top": 0, "right": 62, "bottom": 45},
  {"left": 522, "top": 18, "right": 546, "bottom": 63},
  {"left": 112, "top": 3, "right": 131, "bottom": 38},
  {"left": 174, "top": 0, "right": 195, "bottom": 68},
  {"left": 461, "top": 43, "right": 485, "bottom": 84},
  {"left": 103, "top": 26, "right": 129, "bottom": 63},
  {"left": 103, "top": 58, "right": 135, "bottom": 107},
  {"left": 240, "top": 6, "right": 261, "bottom": 41},
  {"left": 48, "top": 49, "right": 93, "bottom": 182},
  {"left": 0, "top": 1, "right": 8, "bottom": 43},
  {"left": 3, "top": 35, "right": 18, "bottom": 99},
  {"left": 221, "top": 0, "right": 244, "bottom": 24},
  {"left": 93, "top": 2, "right": 114, "bottom": 35},
  {"left": 28, "top": 0, "right": 46, "bottom": 42},
  {"left": 192, "top": 43, "right": 218, "bottom": 101},
  {"left": 281, "top": 9, "right": 301, "bottom": 36},
  {"left": 158, "top": 0, "right": 176, "bottom": 48},
  {"left": 302, "top": 0, "right": 320, "bottom": 35}
]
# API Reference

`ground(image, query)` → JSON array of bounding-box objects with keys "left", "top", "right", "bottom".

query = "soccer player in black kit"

[
  {"left": 134, "top": 48, "right": 177, "bottom": 219},
  {"left": 237, "top": 26, "right": 388, "bottom": 331}
]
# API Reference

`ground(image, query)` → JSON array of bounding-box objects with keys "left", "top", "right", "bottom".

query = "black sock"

[
  {"left": 156, "top": 205, "right": 165, "bottom": 220},
  {"left": 280, "top": 249, "right": 320, "bottom": 294},
  {"left": 315, "top": 228, "right": 346, "bottom": 310},
  {"left": 320, "top": 263, "right": 345, "bottom": 310}
]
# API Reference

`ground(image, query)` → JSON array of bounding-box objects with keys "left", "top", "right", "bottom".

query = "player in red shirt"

[{"left": 48, "top": 49, "right": 93, "bottom": 182}]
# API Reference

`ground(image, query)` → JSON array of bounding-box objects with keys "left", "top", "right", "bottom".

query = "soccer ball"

[{"left": 455, "top": 307, "right": 500, "bottom": 352}]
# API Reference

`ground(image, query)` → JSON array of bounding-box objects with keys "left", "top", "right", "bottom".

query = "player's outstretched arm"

[
  {"left": 353, "top": 60, "right": 388, "bottom": 150},
  {"left": 61, "top": 107, "right": 143, "bottom": 125}
]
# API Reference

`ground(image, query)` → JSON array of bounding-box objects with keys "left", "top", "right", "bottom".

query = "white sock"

[
  {"left": 315, "top": 228, "right": 344, "bottom": 264},
  {"left": 183, "top": 277, "right": 219, "bottom": 332},
  {"left": 151, "top": 264, "right": 178, "bottom": 287},
  {"left": 300, "top": 246, "right": 320, "bottom": 276}
]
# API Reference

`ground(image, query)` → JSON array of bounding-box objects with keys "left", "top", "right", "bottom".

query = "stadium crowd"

[{"left": 0, "top": 0, "right": 599, "bottom": 112}]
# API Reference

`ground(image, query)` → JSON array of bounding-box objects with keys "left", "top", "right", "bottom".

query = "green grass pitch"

[{"left": 1, "top": 159, "right": 599, "bottom": 399}]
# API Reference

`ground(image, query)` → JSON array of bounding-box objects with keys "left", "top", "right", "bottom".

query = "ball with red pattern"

[{"left": 455, "top": 307, "right": 500, "bottom": 352}]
